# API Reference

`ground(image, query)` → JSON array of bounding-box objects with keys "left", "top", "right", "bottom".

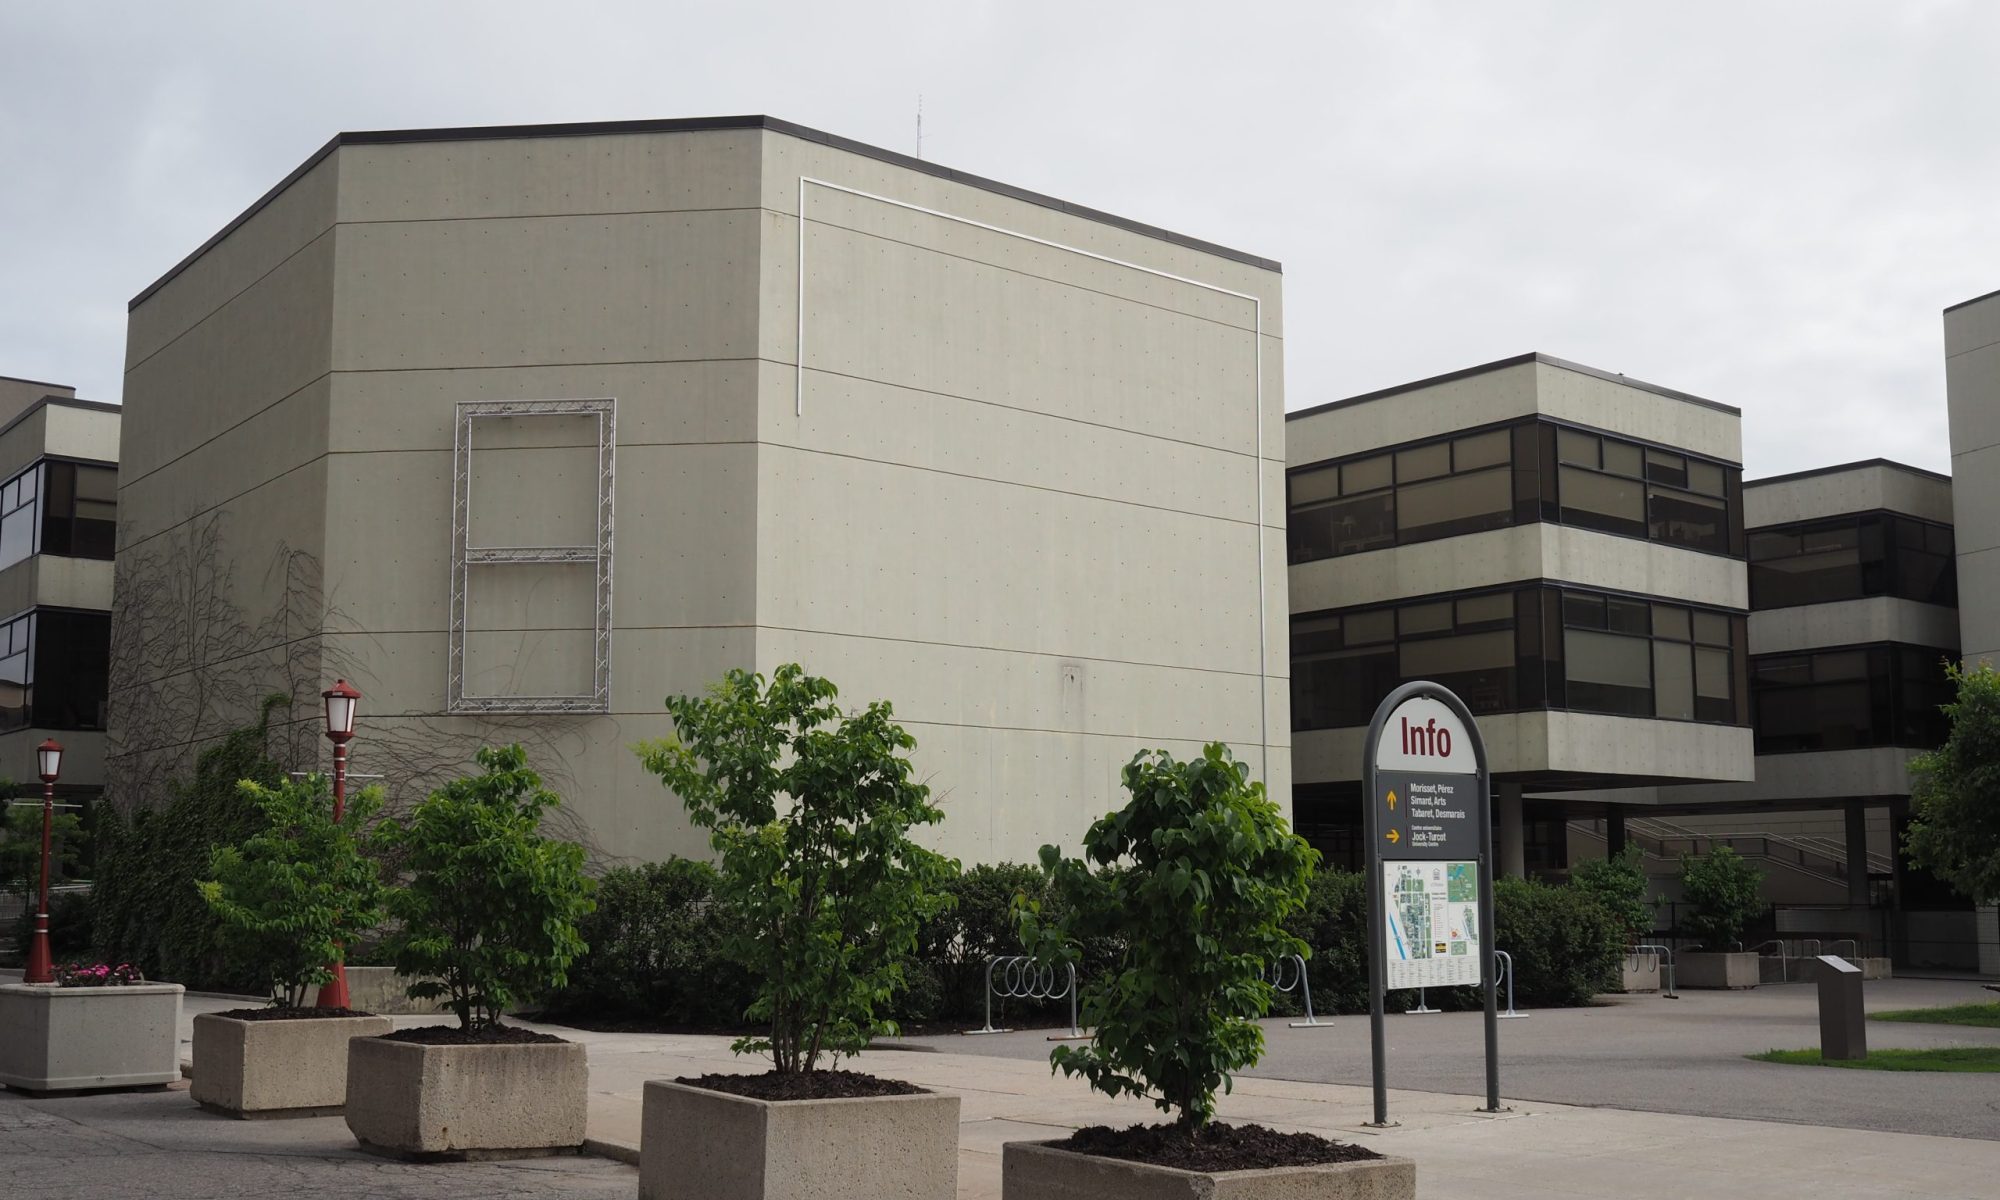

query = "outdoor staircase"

[{"left": 1571, "top": 816, "right": 1889, "bottom": 889}]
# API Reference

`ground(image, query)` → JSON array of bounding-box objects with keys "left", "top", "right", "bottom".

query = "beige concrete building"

[
  {"left": 109, "top": 115, "right": 1287, "bottom": 867},
  {"left": 1285, "top": 353, "right": 1754, "bottom": 875},
  {"left": 0, "top": 375, "right": 117, "bottom": 799},
  {"left": 1945, "top": 288, "right": 2000, "bottom": 667}
]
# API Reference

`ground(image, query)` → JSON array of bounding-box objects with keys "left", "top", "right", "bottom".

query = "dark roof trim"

[
  {"left": 0, "top": 396, "right": 121, "bottom": 445},
  {"left": 1286, "top": 352, "right": 1740, "bottom": 421},
  {"left": 1944, "top": 286, "right": 2000, "bottom": 314},
  {"left": 0, "top": 374, "right": 72, "bottom": 391},
  {"left": 1745, "top": 458, "right": 1950, "bottom": 488},
  {"left": 131, "top": 114, "right": 1280, "bottom": 310}
]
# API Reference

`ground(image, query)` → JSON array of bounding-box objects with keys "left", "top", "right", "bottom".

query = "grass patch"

[
  {"left": 1751, "top": 1046, "right": 2000, "bottom": 1072},
  {"left": 1871, "top": 1002, "right": 2000, "bottom": 1029}
]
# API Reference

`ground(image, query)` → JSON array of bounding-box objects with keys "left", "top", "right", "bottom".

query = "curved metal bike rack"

[
  {"left": 1267, "top": 953, "right": 1330, "bottom": 1028},
  {"left": 1494, "top": 950, "right": 1529, "bottom": 1019},
  {"left": 964, "top": 956, "right": 1085, "bottom": 1040},
  {"left": 1628, "top": 943, "right": 1678, "bottom": 998}
]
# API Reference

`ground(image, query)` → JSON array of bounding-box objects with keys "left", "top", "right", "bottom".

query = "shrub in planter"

[
  {"left": 635, "top": 665, "right": 962, "bottom": 1200},
  {"left": 1, "top": 963, "right": 183, "bottom": 1094},
  {"left": 1678, "top": 847, "right": 1765, "bottom": 951},
  {"left": 1491, "top": 876, "right": 1624, "bottom": 1006},
  {"left": 1570, "top": 846, "right": 1656, "bottom": 945},
  {"left": 1009, "top": 744, "right": 1407, "bottom": 1196},
  {"left": 343, "top": 745, "right": 595, "bottom": 1159},
  {"left": 191, "top": 774, "right": 391, "bottom": 1117}
]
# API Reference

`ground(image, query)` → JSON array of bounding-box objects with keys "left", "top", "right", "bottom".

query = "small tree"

[
  {"left": 373, "top": 745, "right": 594, "bottom": 1031},
  {"left": 197, "top": 775, "right": 385, "bottom": 1008},
  {"left": 1570, "top": 846, "right": 1656, "bottom": 943},
  {"left": 1907, "top": 662, "right": 2000, "bottom": 903},
  {"left": 637, "top": 664, "right": 956, "bottom": 1074},
  {"left": 1677, "top": 846, "right": 1764, "bottom": 951},
  {"left": 1018, "top": 744, "right": 1317, "bottom": 1134}
]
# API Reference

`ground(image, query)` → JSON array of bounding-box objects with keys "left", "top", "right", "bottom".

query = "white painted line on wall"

[{"left": 793, "top": 177, "right": 1272, "bottom": 774}]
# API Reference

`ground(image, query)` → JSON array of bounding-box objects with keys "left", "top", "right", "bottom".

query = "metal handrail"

[
  {"left": 965, "top": 956, "right": 1084, "bottom": 1040},
  {"left": 1750, "top": 939, "right": 1789, "bottom": 982}
]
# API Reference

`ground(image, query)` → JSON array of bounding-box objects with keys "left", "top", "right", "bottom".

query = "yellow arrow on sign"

[
  {"left": 1387, "top": 790, "right": 1398, "bottom": 811},
  {"left": 1385, "top": 828, "right": 1401, "bottom": 845}
]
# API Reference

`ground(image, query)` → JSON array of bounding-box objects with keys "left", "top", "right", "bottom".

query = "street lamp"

[
  {"left": 314, "top": 680, "right": 360, "bottom": 1010},
  {"left": 23, "top": 738, "right": 61, "bottom": 984}
]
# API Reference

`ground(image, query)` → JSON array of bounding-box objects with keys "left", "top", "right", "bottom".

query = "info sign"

[{"left": 1361, "top": 683, "right": 1500, "bottom": 1123}]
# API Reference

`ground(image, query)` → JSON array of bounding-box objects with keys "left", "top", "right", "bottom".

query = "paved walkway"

[{"left": 3, "top": 977, "right": 1996, "bottom": 1198}]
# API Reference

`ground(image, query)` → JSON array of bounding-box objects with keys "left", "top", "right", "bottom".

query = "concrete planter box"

[
  {"left": 0, "top": 982, "right": 184, "bottom": 1094},
  {"left": 1618, "top": 953, "right": 1661, "bottom": 993},
  {"left": 191, "top": 1011, "right": 393, "bottom": 1117},
  {"left": 1677, "top": 952, "right": 1759, "bottom": 989},
  {"left": 640, "top": 1078, "right": 960, "bottom": 1200},
  {"left": 1003, "top": 1140, "right": 1415, "bottom": 1199},
  {"left": 344, "top": 1035, "right": 587, "bottom": 1160}
]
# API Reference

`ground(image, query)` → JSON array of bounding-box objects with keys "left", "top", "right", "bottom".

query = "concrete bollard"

[{"left": 1815, "top": 955, "right": 1867, "bottom": 1062}]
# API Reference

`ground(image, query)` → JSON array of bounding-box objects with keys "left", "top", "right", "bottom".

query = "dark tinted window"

[
  {"left": 0, "top": 609, "right": 111, "bottom": 733},
  {"left": 1748, "top": 512, "right": 1956, "bottom": 609},
  {"left": 1752, "top": 643, "right": 1951, "bottom": 753}
]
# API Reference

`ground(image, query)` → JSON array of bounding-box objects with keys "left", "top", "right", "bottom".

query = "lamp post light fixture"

[
  {"left": 314, "top": 679, "right": 361, "bottom": 1010},
  {"left": 23, "top": 738, "right": 62, "bottom": 984}
]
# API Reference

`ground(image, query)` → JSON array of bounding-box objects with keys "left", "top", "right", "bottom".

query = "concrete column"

[
  {"left": 1498, "top": 783, "right": 1525, "bottom": 879},
  {"left": 1606, "top": 811, "right": 1627, "bottom": 859},
  {"left": 1845, "top": 803, "right": 1871, "bottom": 908}
]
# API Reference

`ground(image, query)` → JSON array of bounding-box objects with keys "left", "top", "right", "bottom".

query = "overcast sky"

[{"left": 3, "top": 2, "right": 1994, "bottom": 475}]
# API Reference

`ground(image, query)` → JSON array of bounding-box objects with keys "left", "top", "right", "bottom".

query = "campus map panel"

[{"left": 1381, "top": 859, "right": 1481, "bottom": 989}]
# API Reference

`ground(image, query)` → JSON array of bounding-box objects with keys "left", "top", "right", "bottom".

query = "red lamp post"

[
  {"left": 22, "top": 738, "right": 62, "bottom": 984},
  {"left": 314, "top": 680, "right": 360, "bottom": 1009}
]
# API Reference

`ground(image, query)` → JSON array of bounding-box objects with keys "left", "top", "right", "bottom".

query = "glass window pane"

[
  {"left": 2, "top": 481, "right": 16, "bottom": 510},
  {"left": 1645, "top": 449, "right": 1689, "bottom": 487},
  {"left": 1345, "top": 609, "right": 1395, "bottom": 645},
  {"left": 1396, "top": 442, "right": 1450, "bottom": 483},
  {"left": 1399, "top": 602, "right": 1453, "bottom": 636},
  {"left": 1606, "top": 599, "right": 1650, "bottom": 635},
  {"left": 0, "top": 509, "right": 32, "bottom": 570},
  {"left": 1559, "top": 466, "right": 1647, "bottom": 536},
  {"left": 1926, "top": 524, "right": 1955, "bottom": 555},
  {"left": 1557, "top": 428, "right": 1599, "bottom": 467},
  {"left": 76, "top": 467, "right": 116, "bottom": 502},
  {"left": 1342, "top": 455, "right": 1391, "bottom": 494},
  {"left": 16, "top": 467, "right": 33, "bottom": 504},
  {"left": 1813, "top": 650, "right": 1870, "bottom": 681},
  {"left": 1399, "top": 629, "right": 1517, "bottom": 714},
  {"left": 1290, "top": 466, "right": 1340, "bottom": 506},
  {"left": 1292, "top": 616, "right": 1341, "bottom": 656},
  {"left": 1564, "top": 629, "right": 1653, "bottom": 716},
  {"left": 1687, "top": 460, "right": 1725, "bottom": 496},
  {"left": 1395, "top": 467, "right": 1511, "bottom": 542},
  {"left": 1692, "top": 610, "right": 1731, "bottom": 646},
  {"left": 1649, "top": 486, "right": 1728, "bottom": 553},
  {"left": 1654, "top": 642, "right": 1695, "bottom": 720},
  {"left": 1652, "top": 605, "right": 1691, "bottom": 641},
  {"left": 1753, "top": 655, "right": 1811, "bottom": 685},
  {"left": 1803, "top": 524, "right": 1858, "bottom": 552},
  {"left": 1748, "top": 530, "right": 1800, "bottom": 562},
  {"left": 1696, "top": 647, "right": 1732, "bottom": 699},
  {"left": 1457, "top": 593, "right": 1513, "bottom": 626},
  {"left": 1290, "top": 491, "right": 1394, "bottom": 561},
  {"left": 1602, "top": 440, "right": 1643, "bottom": 478},
  {"left": 1453, "top": 430, "right": 1510, "bottom": 472},
  {"left": 1562, "top": 592, "right": 1606, "bottom": 629}
]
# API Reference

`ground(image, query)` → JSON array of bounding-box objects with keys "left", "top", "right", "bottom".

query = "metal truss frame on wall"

[{"left": 447, "top": 398, "right": 616, "bottom": 714}]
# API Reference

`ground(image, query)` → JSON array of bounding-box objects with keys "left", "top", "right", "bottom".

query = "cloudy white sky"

[{"left": 3, "top": 2, "right": 1994, "bottom": 475}]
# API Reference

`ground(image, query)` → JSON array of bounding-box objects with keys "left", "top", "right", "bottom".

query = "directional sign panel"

[{"left": 1378, "top": 771, "right": 1479, "bottom": 860}]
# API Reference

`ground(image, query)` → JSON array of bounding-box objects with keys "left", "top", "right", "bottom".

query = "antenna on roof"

[{"left": 916, "top": 94, "right": 924, "bottom": 159}]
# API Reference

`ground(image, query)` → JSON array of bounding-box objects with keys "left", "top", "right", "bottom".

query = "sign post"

[{"left": 1362, "top": 681, "right": 1500, "bottom": 1123}]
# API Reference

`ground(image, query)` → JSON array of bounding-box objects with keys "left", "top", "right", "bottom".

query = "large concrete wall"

[
  {"left": 112, "top": 120, "right": 1284, "bottom": 868},
  {"left": 755, "top": 132, "right": 1286, "bottom": 863},
  {"left": 1744, "top": 461, "right": 1953, "bottom": 529},
  {"left": 1945, "top": 291, "right": 2000, "bottom": 666}
]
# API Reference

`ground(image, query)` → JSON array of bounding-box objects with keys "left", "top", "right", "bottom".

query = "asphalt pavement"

[{"left": 903, "top": 977, "right": 2000, "bottom": 1141}]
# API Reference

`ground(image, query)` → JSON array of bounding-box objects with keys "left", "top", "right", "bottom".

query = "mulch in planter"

[
  {"left": 380, "top": 1024, "right": 568, "bottom": 1045},
  {"left": 676, "top": 1070, "right": 927, "bottom": 1100},
  {"left": 213, "top": 1006, "right": 379, "bottom": 1021},
  {"left": 1056, "top": 1122, "right": 1381, "bottom": 1171}
]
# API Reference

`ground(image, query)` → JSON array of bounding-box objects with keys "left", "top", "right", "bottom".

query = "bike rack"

[
  {"left": 1267, "top": 953, "right": 1330, "bottom": 1028},
  {"left": 1750, "top": 939, "right": 1789, "bottom": 982},
  {"left": 1494, "top": 950, "right": 1528, "bottom": 1018},
  {"left": 965, "top": 956, "right": 1086, "bottom": 1040},
  {"left": 1628, "top": 944, "right": 1678, "bottom": 998},
  {"left": 1831, "top": 938, "right": 1859, "bottom": 960}
]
